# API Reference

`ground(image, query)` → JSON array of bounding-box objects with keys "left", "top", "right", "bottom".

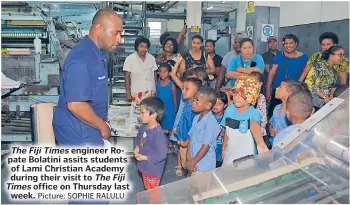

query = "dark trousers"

[
  {"left": 216, "top": 161, "right": 223, "bottom": 168},
  {"left": 268, "top": 89, "right": 282, "bottom": 119},
  {"left": 313, "top": 106, "right": 320, "bottom": 112},
  {"left": 262, "top": 72, "right": 268, "bottom": 96}
]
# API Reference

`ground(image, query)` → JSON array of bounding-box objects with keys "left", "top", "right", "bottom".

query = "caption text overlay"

[{"left": 6, "top": 146, "right": 131, "bottom": 202}]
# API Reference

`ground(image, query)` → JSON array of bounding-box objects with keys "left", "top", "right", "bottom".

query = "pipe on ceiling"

[
  {"left": 142, "top": 1, "right": 147, "bottom": 36},
  {"left": 160, "top": 1, "right": 170, "bottom": 8},
  {"left": 162, "top": 1, "right": 179, "bottom": 12}
]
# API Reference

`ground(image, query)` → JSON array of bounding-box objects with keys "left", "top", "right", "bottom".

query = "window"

[{"left": 148, "top": 21, "right": 162, "bottom": 44}]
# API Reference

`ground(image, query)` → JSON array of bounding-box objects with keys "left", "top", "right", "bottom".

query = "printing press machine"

[
  {"left": 1, "top": 1, "right": 98, "bottom": 147},
  {"left": 0, "top": 3, "right": 143, "bottom": 159},
  {"left": 137, "top": 89, "right": 350, "bottom": 204},
  {"left": 1, "top": 5, "right": 64, "bottom": 159}
]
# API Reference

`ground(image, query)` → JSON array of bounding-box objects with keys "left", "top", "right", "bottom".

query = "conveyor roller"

[{"left": 1, "top": 33, "right": 45, "bottom": 38}]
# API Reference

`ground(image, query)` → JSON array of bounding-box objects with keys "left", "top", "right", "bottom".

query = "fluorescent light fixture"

[
  {"left": 207, "top": 6, "right": 214, "bottom": 10},
  {"left": 221, "top": 1, "right": 226, "bottom": 3}
]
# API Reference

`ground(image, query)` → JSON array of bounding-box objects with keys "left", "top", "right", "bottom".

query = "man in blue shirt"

[{"left": 53, "top": 10, "right": 123, "bottom": 146}]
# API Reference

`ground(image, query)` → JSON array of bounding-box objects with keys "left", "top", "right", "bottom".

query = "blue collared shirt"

[
  {"left": 269, "top": 104, "right": 291, "bottom": 133},
  {"left": 53, "top": 36, "right": 108, "bottom": 146},
  {"left": 177, "top": 100, "right": 197, "bottom": 141},
  {"left": 169, "top": 97, "right": 185, "bottom": 142},
  {"left": 189, "top": 111, "right": 221, "bottom": 172}
]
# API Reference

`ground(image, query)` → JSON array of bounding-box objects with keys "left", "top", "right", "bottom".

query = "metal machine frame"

[{"left": 1, "top": 2, "right": 95, "bottom": 144}]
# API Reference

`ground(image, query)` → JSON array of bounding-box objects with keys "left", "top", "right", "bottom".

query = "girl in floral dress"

[{"left": 249, "top": 72, "right": 269, "bottom": 149}]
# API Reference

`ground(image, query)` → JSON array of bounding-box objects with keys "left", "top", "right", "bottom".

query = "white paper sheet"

[{"left": 1, "top": 71, "right": 22, "bottom": 89}]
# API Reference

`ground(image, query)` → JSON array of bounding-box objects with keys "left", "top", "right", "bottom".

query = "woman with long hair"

[{"left": 179, "top": 35, "right": 216, "bottom": 78}]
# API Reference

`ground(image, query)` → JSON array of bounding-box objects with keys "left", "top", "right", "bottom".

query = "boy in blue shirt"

[
  {"left": 186, "top": 87, "right": 221, "bottom": 174},
  {"left": 273, "top": 91, "right": 314, "bottom": 148},
  {"left": 174, "top": 77, "right": 202, "bottom": 176},
  {"left": 212, "top": 91, "right": 229, "bottom": 168},
  {"left": 170, "top": 55, "right": 209, "bottom": 176},
  {"left": 170, "top": 56, "right": 209, "bottom": 154},
  {"left": 269, "top": 80, "right": 306, "bottom": 145}
]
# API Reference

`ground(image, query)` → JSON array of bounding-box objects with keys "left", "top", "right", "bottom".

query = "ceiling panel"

[
  {"left": 109, "top": 1, "right": 237, "bottom": 13},
  {"left": 167, "top": 1, "right": 236, "bottom": 13}
]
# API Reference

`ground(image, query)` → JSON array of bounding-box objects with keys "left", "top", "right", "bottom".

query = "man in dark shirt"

[
  {"left": 262, "top": 36, "right": 279, "bottom": 73},
  {"left": 262, "top": 36, "right": 279, "bottom": 98},
  {"left": 53, "top": 10, "right": 123, "bottom": 147},
  {"left": 205, "top": 39, "right": 223, "bottom": 90}
]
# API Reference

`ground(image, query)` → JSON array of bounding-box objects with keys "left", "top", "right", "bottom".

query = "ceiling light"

[
  {"left": 221, "top": 1, "right": 226, "bottom": 3},
  {"left": 161, "top": 6, "right": 165, "bottom": 8},
  {"left": 207, "top": 6, "right": 213, "bottom": 10}
]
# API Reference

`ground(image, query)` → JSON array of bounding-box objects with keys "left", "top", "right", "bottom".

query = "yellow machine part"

[
  {"left": 2, "top": 48, "right": 8, "bottom": 55},
  {"left": 6, "top": 20, "right": 46, "bottom": 27}
]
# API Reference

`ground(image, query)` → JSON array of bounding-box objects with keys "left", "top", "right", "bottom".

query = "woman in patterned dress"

[{"left": 304, "top": 46, "right": 345, "bottom": 110}]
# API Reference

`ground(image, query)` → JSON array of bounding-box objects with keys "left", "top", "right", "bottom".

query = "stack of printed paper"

[{"left": 108, "top": 105, "right": 140, "bottom": 137}]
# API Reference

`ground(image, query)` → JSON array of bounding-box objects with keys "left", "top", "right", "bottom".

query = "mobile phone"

[{"left": 250, "top": 61, "right": 257, "bottom": 67}]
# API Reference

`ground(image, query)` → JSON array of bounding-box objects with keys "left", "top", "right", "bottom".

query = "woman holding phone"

[{"left": 225, "top": 38, "right": 265, "bottom": 87}]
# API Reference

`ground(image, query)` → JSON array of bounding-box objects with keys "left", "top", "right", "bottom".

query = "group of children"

[{"left": 132, "top": 53, "right": 344, "bottom": 190}]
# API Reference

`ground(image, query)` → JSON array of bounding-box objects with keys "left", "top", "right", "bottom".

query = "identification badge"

[{"left": 141, "top": 131, "right": 147, "bottom": 147}]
